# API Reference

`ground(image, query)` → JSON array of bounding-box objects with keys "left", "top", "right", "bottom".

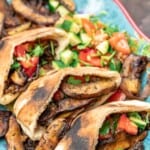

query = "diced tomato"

[
  {"left": 82, "top": 18, "right": 96, "bottom": 36},
  {"left": 21, "top": 57, "right": 39, "bottom": 77},
  {"left": 117, "top": 114, "right": 138, "bottom": 135},
  {"left": 14, "top": 42, "right": 35, "bottom": 57},
  {"left": 109, "top": 32, "right": 130, "bottom": 55},
  {"left": 79, "top": 48, "right": 101, "bottom": 67},
  {"left": 21, "top": 57, "right": 39, "bottom": 69},
  {"left": 107, "top": 89, "right": 126, "bottom": 102},
  {"left": 53, "top": 90, "right": 64, "bottom": 101},
  {"left": 24, "top": 66, "right": 37, "bottom": 77},
  {"left": 14, "top": 45, "right": 26, "bottom": 57}
]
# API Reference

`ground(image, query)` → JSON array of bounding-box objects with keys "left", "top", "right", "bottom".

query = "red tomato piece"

[
  {"left": 108, "top": 89, "right": 126, "bottom": 102},
  {"left": 109, "top": 32, "right": 130, "bottom": 55},
  {"left": 82, "top": 18, "right": 96, "bottom": 36},
  {"left": 22, "top": 57, "right": 39, "bottom": 77},
  {"left": 24, "top": 66, "right": 37, "bottom": 77},
  {"left": 14, "top": 45, "right": 26, "bottom": 57},
  {"left": 117, "top": 114, "right": 138, "bottom": 135},
  {"left": 79, "top": 48, "right": 101, "bottom": 67},
  {"left": 53, "top": 90, "right": 64, "bottom": 101},
  {"left": 21, "top": 57, "right": 39, "bottom": 69}
]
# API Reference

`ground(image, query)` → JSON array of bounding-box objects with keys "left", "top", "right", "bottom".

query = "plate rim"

[{"left": 114, "top": 0, "right": 150, "bottom": 42}]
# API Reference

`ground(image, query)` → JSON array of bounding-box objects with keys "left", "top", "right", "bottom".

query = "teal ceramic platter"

[{"left": 0, "top": 0, "right": 150, "bottom": 149}]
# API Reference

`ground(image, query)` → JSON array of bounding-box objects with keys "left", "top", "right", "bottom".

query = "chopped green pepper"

[
  {"left": 99, "top": 120, "right": 110, "bottom": 136},
  {"left": 67, "top": 76, "right": 82, "bottom": 85},
  {"left": 60, "top": 20, "right": 73, "bottom": 32},
  {"left": 109, "top": 58, "right": 122, "bottom": 72},
  {"left": 31, "top": 45, "right": 44, "bottom": 57},
  {"left": 11, "top": 61, "right": 20, "bottom": 70}
]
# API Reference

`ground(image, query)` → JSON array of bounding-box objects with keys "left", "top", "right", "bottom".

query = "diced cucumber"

[
  {"left": 60, "top": 49, "right": 74, "bottom": 65},
  {"left": 129, "top": 117, "right": 147, "bottom": 129},
  {"left": 60, "top": 20, "right": 73, "bottom": 32},
  {"left": 48, "top": 0, "right": 59, "bottom": 13},
  {"left": 68, "top": 32, "right": 81, "bottom": 46},
  {"left": 80, "top": 33, "right": 92, "bottom": 45},
  {"left": 56, "top": 5, "right": 70, "bottom": 17},
  {"left": 52, "top": 60, "right": 65, "bottom": 70},
  {"left": 70, "top": 22, "right": 81, "bottom": 34},
  {"left": 96, "top": 40, "right": 109, "bottom": 54}
]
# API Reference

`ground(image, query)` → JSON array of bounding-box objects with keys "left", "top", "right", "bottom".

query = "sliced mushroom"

[
  {"left": 121, "top": 54, "right": 148, "bottom": 98},
  {"left": 10, "top": 70, "right": 27, "bottom": 86},
  {"left": 36, "top": 118, "right": 68, "bottom": 150},
  {"left": 58, "top": 0, "right": 75, "bottom": 12},
  {"left": 12, "top": 0, "right": 60, "bottom": 25},
  {"left": 97, "top": 131, "right": 146, "bottom": 150},
  {"left": 5, "top": 116, "right": 27, "bottom": 150},
  {"left": 7, "top": 22, "right": 31, "bottom": 36},
  {"left": 38, "top": 97, "right": 95, "bottom": 125},
  {"left": 0, "top": 110, "right": 11, "bottom": 137},
  {"left": 62, "top": 78, "right": 117, "bottom": 99},
  {"left": 24, "top": 138, "right": 38, "bottom": 150},
  {"left": 0, "top": 0, "right": 7, "bottom": 37},
  {"left": 0, "top": 12, "right": 4, "bottom": 37}
]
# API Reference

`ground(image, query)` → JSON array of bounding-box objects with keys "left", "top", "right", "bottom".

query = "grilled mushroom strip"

[
  {"left": 0, "top": 12, "right": 4, "bottom": 37},
  {"left": 0, "top": 110, "right": 11, "bottom": 137},
  {"left": 97, "top": 131, "right": 147, "bottom": 150},
  {"left": 58, "top": 0, "right": 75, "bottom": 12},
  {"left": 12, "top": 0, "right": 59, "bottom": 25},
  {"left": 120, "top": 54, "right": 147, "bottom": 98},
  {"left": 39, "top": 98, "right": 96, "bottom": 126},
  {"left": 36, "top": 118, "right": 68, "bottom": 150},
  {"left": 5, "top": 116, "right": 27, "bottom": 150},
  {"left": 14, "top": 67, "right": 121, "bottom": 140},
  {"left": 62, "top": 78, "right": 117, "bottom": 99},
  {"left": 10, "top": 70, "right": 27, "bottom": 86},
  {"left": 0, "top": 0, "right": 7, "bottom": 37}
]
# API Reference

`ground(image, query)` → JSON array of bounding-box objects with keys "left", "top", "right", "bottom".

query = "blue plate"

[{"left": 0, "top": 0, "right": 150, "bottom": 149}]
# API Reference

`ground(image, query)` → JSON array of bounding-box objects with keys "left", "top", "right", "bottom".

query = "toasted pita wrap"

[
  {"left": 55, "top": 100, "right": 150, "bottom": 150},
  {"left": 0, "top": 27, "right": 69, "bottom": 105},
  {"left": 14, "top": 67, "right": 121, "bottom": 140}
]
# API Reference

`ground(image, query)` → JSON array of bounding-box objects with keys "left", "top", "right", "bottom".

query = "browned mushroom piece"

[
  {"left": 120, "top": 54, "right": 148, "bottom": 98},
  {"left": 0, "top": 12, "right": 4, "bottom": 37},
  {"left": 0, "top": 0, "right": 7, "bottom": 37},
  {"left": 36, "top": 118, "right": 68, "bottom": 150},
  {"left": 12, "top": 0, "right": 60, "bottom": 25},
  {"left": 58, "top": 0, "right": 75, "bottom": 12},
  {"left": 0, "top": 110, "right": 11, "bottom": 137},
  {"left": 61, "top": 78, "right": 117, "bottom": 99},
  {"left": 38, "top": 97, "right": 95, "bottom": 126},
  {"left": 10, "top": 70, "right": 27, "bottom": 86},
  {"left": 97, "top": 131, "right": 147, "bottom": 150},
  {"left": 5, "top": 116, "right": 27, "bottom": 150}
]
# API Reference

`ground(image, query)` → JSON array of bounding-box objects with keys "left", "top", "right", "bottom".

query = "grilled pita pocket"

[
  {"left": 55, "top": 100, "right": 150, "bottom": 150},
  {"left": 14, "top": 67, "right": 121, "bottom": 140},
  {"left": 0, "top": 27, "right": 69, "bottom": 105}
]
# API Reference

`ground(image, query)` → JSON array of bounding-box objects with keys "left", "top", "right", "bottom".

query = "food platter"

[{"left": 0, "top": 0, "right": 150, "bottom": 149}]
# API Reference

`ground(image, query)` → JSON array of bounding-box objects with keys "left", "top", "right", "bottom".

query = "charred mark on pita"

[
  {"left": 0, "top": 40, "right": 4, "bottom": 49},
  {"left": 67, "top": 117, "right": 89, "bottom": 150},
  {"left": 32, "top": 86, "right": 49, "bottom": 101}
]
